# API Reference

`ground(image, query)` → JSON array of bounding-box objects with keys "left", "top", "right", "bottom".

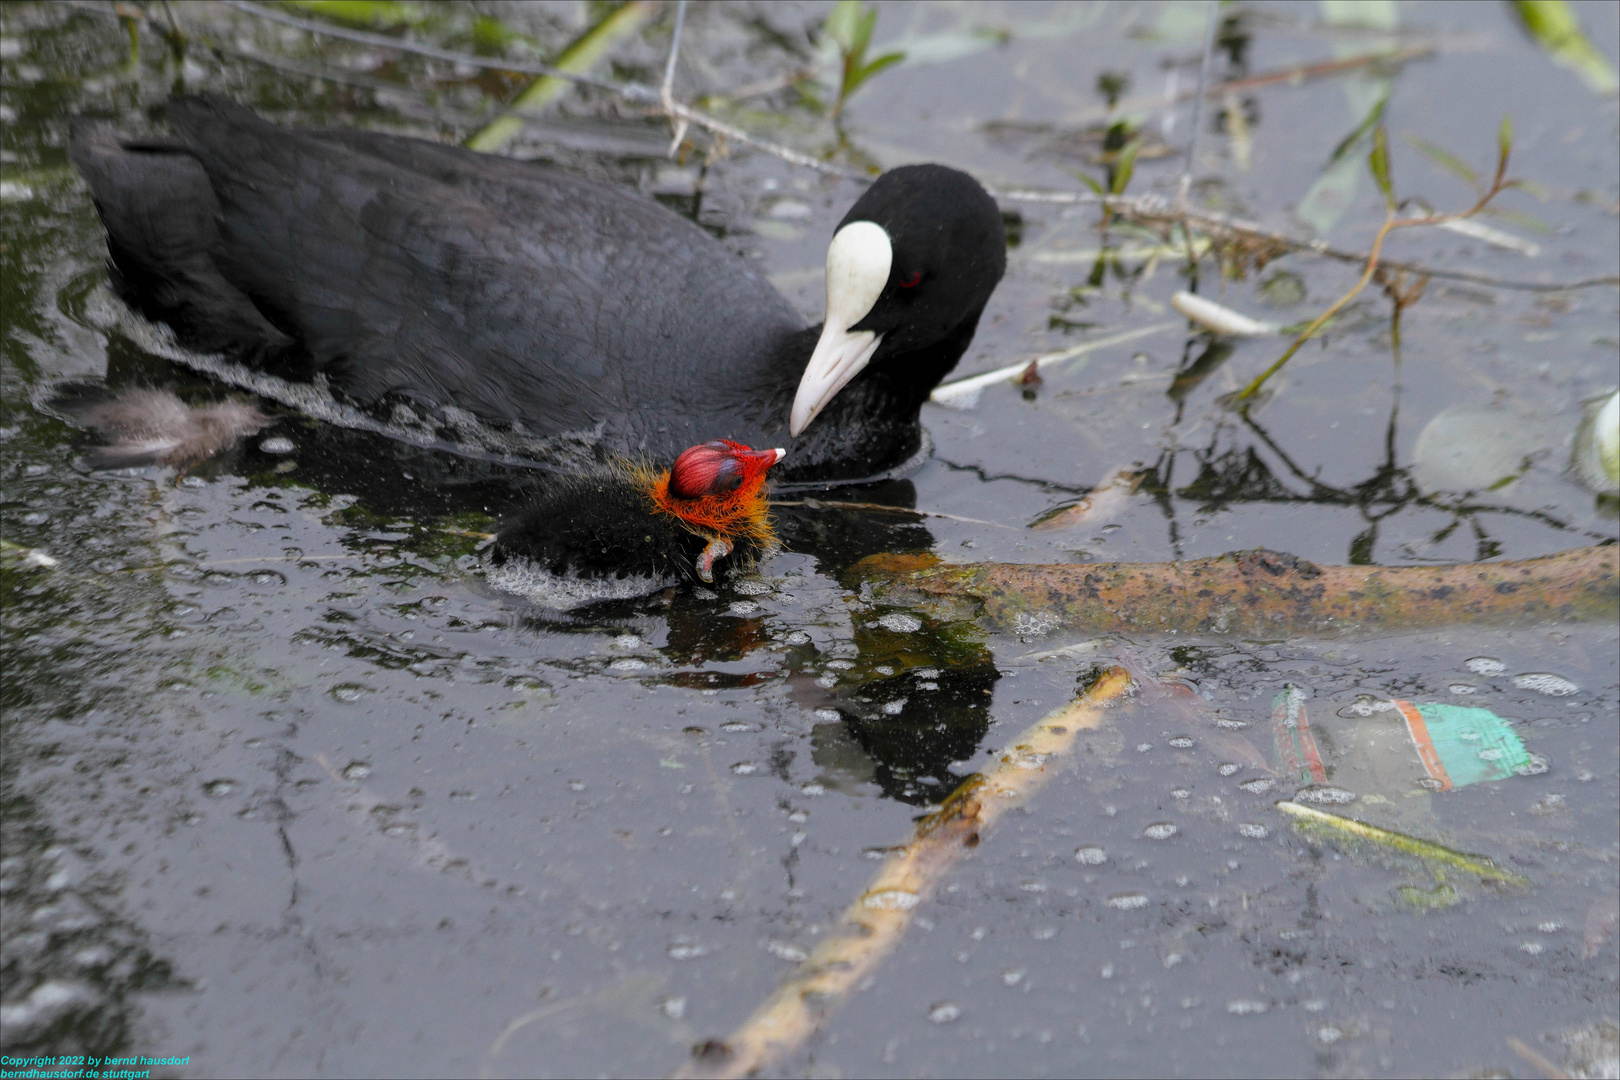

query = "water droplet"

[
  {"left": 1237, "top": 823, "right": 1270, "bottom": 839},
  {"left": 864, "top": 889, "right": 921, "bottom": 911},
  {"left": 1217, "top": 763, "right": 1241, "bottom": 777},
  {"left": 667, "top": 941, "right": 707, "bottom": 960},
  {"left": 1513, "top": 672, "right": 1578, "bottom": 696},
  {"left": 1074, "top": 846, "right": 1107, "bottom": 865},
  {"left": 730, "top": 762, "right": 760, "bottom": 776},
  {"left": 610, "top": 658, "right": 649, "bottom": 671},
  {"left": 876, "top": 613, "right": 921, "bottom": 633},
  {"left": 202, "top": 779, "right": 236, "bottom": 798},
  {"left": 928, "top": 1001, "right": 961, "bottom": 1024},
  {"left": 1238, "top": 777, "right": 1274, "bottom": 795},
  {"left": 1294, "top": 785, "right": 1357, "bottom": 805},
  {"left": 766, "top": 940, "right": 808, "bottom": 962},
  {"left": 342, "top": 762, "right": 371, "bottom": 781},
  {"left": 1227, "top": 999, "right": 1268, "bottom": 1015},
  {"left": 1465, "top": 657, "right": 1506, "bottom": 677},
  {"left": 1106, "top": 893, "right": 1149, "bottom": 910},
  {"left": 1142, "top": 822, "right": 1178, "bottom": 840},
  {"left": 1168, "top": 735, "right": 1195, "bottom": 748}
]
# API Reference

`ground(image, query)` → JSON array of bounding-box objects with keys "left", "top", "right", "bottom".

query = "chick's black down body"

[
  {"left": 70, "top": 96, "right": 1006, "bottom": 482},
  {"left": 489, "top": 465, "right": 706, "bottom": 583}
]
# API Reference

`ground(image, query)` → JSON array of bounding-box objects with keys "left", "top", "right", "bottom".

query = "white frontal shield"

[{"left": 790, "top": 221, "right": 892, "bottom": 437}]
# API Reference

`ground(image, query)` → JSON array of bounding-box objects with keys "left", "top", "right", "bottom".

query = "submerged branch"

[
  {"left": 856, "top": 545, "right": 1619, "bottom": 638},
  {"left": 671, "top": 667, "right": 1136, "bottom": 1079}
]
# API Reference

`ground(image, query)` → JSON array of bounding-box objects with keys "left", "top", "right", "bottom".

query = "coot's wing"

[{"left": 165, "top": 97, "right": 803, "bottom": 440}]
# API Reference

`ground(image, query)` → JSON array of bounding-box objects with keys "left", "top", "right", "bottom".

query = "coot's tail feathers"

[
  {"left": 51, "top": 384, "right": 268, "bottom": 469},
  {"left": 66, "top": 117, "right": 297, "bottom": 363}
]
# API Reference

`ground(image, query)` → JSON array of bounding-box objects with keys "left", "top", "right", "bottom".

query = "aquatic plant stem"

[
  {"left": 1234, "top": 125, "right": 1518, "bottom": 402},
  {"left": 671, "top": 667, "right": 1135, "bottom": 1080},
  {"left": 1178, "top": 0, "right": 1219, "bottom": 209}
]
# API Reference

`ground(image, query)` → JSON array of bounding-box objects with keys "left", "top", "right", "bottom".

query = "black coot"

[{"left": 68, "top": 96, "right": 1006, "bottom": 482}]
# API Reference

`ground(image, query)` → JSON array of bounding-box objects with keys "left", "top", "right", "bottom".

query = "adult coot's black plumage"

[{"left": 68, "top": 96, "right": 1006, "bottom": 482}]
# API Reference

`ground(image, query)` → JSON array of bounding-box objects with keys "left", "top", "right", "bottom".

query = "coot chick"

[
  {"left": 69, "top": 96, "right": 1006, "bottom": 482},
  {"left": 486, "top": 439, "right": 785, "bottom": 608}
]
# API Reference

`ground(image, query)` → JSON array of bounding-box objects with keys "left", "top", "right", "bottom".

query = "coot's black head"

[{"left": 790, "top": 164, "right": 1006, "bottom": 437}]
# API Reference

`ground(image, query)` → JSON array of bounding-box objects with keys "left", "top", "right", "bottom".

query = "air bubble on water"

[
  {"left": 1136, "top": 743, "right": 1153, "bottom": 753},
  {"left": 1237, "top": 823, "right": 1270, "bottom": 839},
  {"left": 1513, "top": 673, "right": 1578, "bottom": 696},
  {"left": 876, "top": 613, "right": 922, "bottom": 633},
  {"left": 659, "top": 996, "right": 686, "bottom": 1020},
  {"left": 813, "top": 708, "right": 841, "bottom": 722},
  {"left": 1227, "top": 999, "right": 1268, "bottom": 1015},
  {"left": 1217, "top": 763, "right": 1241, "bottom": 777},
  {"left": 730, "top": 762, "right": 760, "bottom": 776},
  {"left": 825, "top": 659, "right": 855, "bottom": 670},
  {"left": 1317, "top": 1025, "right": 1343, "bottom": 1044},
  {"left": 1002, "top": 969, "right": 1025, "bottom": 986},
  {"left": 1294, "top": 785, "right": 1357, "bottom": 805},
  {"left": 783, "top": 630, "right": 811, "bottom": 646},
  {"left": 1302, "top": 999, "right": 1326, "bottom": 1013},
  {"left": 202, "top": 779, "right": 236, "bottom": 798},
  {"left": 1143, "top": 822, "right": 1178, "bottom": 840},
  {"left": 733, "top": 579, "right": 771, "bottom": 596},
  {"left": 1465, "top": 657, "right": 1506, "bottom": 677},
  {"left": 667, "top": 940, "right": 707, "bottom": 960},
  {"left": 1238, "top": 777, "right": 1274, "bottom": 794},
  {"left": 801, "top": 783, "right": 825, "bottom": 796},
  {"left": 864, "top": 889, "right": 921, "bottom": 911},
  {"left": 330, "top": 683, "right": 369, "bottom": 703},
  {"left": 1338, "top": 695, "right": 1397, "bottom": 718},
  {"left": 1519, "top": 941, "right": 1544, "bottom": 954},
  {"left": 342, "top": 762, "right": 372, "bottom": 781},
  {"left": 1008, "top": 749, "right": 1049, "bottom": 770},
  {"left": 567, "top": 780, "right": 585, "bottom": 791},
  {"left": 1106, "top": 893, "right": 1149, "bottom": 910},
  {"left": 766, "top": 940, "right": 808, "bottom": 962},
  {"left": 610, "top": 658, "right": 649, "bottom": 672},
  {"left": 875, "top": 665, "right": 894, "bottom": 675},
  {"left": 1214, "top": 718, "right": 1249, "bottom": 730},
  {"left": 612, "top": 634, "right": 641, "bottom": 649},
  {"left": 1074, "top": 846, "right": 1106, "bottom": 865},
  {"left": 259, "top": 436, "right": 295, "bottom": 454},
  {"left": 928, "top": 1001, "right": 961, "bottom": 1024},
  {"left": 1449, "top": 683, "right": 1478, "bottom": 695},
  {"left": 1171, "top": 788, "right": 1191, "bottom": 800},
  {"left": 1031, "top": 926, "right": 1058, "bottom": 940},
  {"left": 1168, "top": 735, "right": 1195, "bottom": 748},
  {"left": 882, "top": 699, "right": 907, "bottom": 716},
  {"left": 1477, "top": 747, "right": 1503, "bottom": 762},
  {"left": 720, "top": 721, "right": 753, "bottom": 733},
  {"left": 1100, "top": 963, "right": 1115, "bottom": 979},
  {"left": 1538, "top": 921, "right": 1563, "bottom": 933},
  {"left": 915, "top": 668, "right": 941, "bottom": 679},
  {"left": 1020, "top": 881, "right": 1047, "bottom": 893}
]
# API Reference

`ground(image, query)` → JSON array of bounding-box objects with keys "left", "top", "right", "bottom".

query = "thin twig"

[
  {"left": 1179, "top": 0, "right": 1220, "bottom": 208},
  {"left": 660, "top": 0, "right": 689, "bottom": 155}
]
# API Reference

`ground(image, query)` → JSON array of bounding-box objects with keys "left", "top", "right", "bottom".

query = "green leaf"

[
  {"left": 1071, "top": 170, "right": 1106, "bottom": 196},
  {"left": 824, "top": 1, "right": 866, "bottom": 54},
  {"left": 853, "top": 50, "right": 905, "bottom": 90},
  {"left": 1402, "top": 134, "right": 1479, "bottom": 188},
  {"left": 1367, "top": 126, "right": 1395, "bottom": 210},
  {"left": 282, "top": 0, "right": 428, "bottom": 29},
  {"left": 1327, "top": 93, "right": 1387, "bottom": 164},
  {"left": 1498, "top": 114, "right": 1514, "bottom": 164},
  {"left": 1512, "top": 0, "right": 1620, "bottom": 95},
  {"left": 1110, "top": 136, "right": 1144, "bottom": 195}
]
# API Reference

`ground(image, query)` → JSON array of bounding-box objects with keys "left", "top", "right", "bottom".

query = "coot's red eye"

[{"left": 897, "top": 270, "right": 922, "bottom": 289}]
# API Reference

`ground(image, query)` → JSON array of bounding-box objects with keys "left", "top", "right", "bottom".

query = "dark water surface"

[{"left": 2, "top": 2, "right": 1617, "bottom": 1077}]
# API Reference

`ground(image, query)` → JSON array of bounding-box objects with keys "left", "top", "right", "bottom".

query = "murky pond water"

[{"left": 3, "top": 2, "right": 1617, "bottom": 1077}]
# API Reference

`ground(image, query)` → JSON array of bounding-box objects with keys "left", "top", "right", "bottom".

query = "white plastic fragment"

[{"left": 1170, "top": 291, "right": 1278, "bottom": 337}]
